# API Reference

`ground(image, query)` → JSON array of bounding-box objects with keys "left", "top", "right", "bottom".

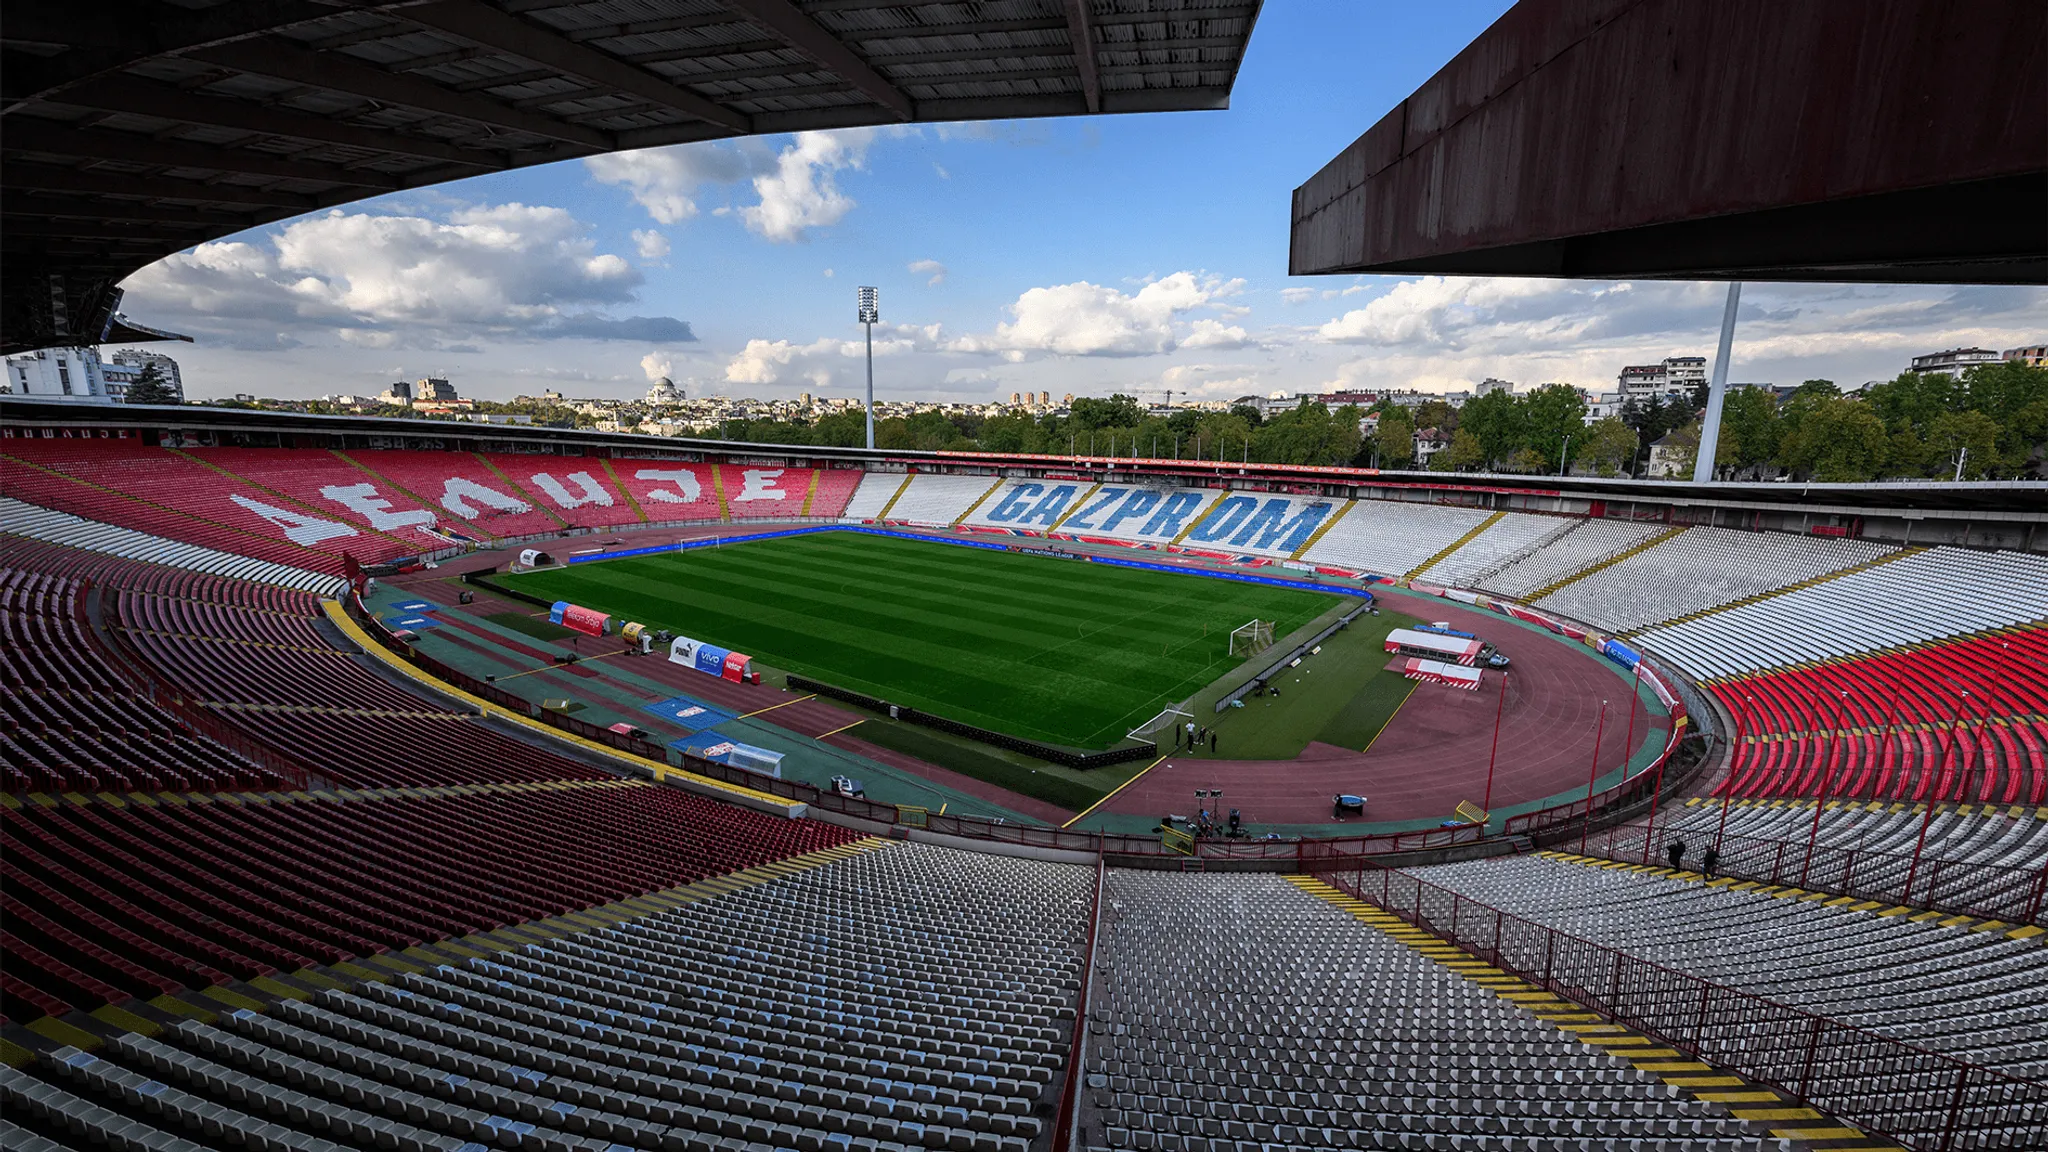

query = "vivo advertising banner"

[
  {"left": 548, "top": 601, "right": 613, "bottom": 637},
  {"left": 668, "top": 634, "right": 755, "bottom": 681}
]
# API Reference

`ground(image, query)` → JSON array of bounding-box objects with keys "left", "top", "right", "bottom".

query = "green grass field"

[{"left": 505, "top": 531, "right": 1344, "bottom": 748}]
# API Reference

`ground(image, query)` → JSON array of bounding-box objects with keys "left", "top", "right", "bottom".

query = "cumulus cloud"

[
  {"left": 1183, "top": 318, "right": 1250, "bottom": 350},
  {"left": 121, "top": 202, "right": 691, "bottom": 348},
  {"left": 641, "top": 352, "right": 672, "bottom": 381},
  {"left": 632, "top": 229, "right": 670, "bottom": 260},
  {"left": 738, "top": 130, "right": 872, "bottom": 242},
  {"left": 949, "top": 271, "right": 1244, "bottom": 359},
  {"left": 1317, "top": 276, "right": 1565, "bottom": 346},
  {"left": 584, "top": 143, "right": 767, "bottom": 225},
  {"left": 1280, "top": 287, "right": 1318, "bottom": 305},
  {"left": 724, "top": 337, "right": 841, "bottom": 386},
  {"left": 909, "top": 259, "right": 947, "bottom": 286}
]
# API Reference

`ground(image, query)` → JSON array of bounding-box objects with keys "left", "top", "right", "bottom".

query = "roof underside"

[
  {"left": 1290, "top": 0, "right": 2047, "bottom": 284},
  {"left": 1, "top": 0, "right": 1262, "bottom": 353}
]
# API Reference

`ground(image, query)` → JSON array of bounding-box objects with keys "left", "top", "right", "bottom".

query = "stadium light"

[{"left": 858, "top": 287, "right": 879, "bottom": 449}]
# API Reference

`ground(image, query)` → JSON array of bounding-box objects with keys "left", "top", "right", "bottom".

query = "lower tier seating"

[
  {"left": 1404, "top": 855, "right": 2048, "bottom": 1078},
  {"left": 2, "top": 842, "right": 1080, "bottom": 1152},
  {"left": 0, "top": 781, "right": 856, "bottom": 1023},
  {"left": 1711, "top": 627, "right": 2048, "bottom": 804},
  {"left": 1085, "top": 871, "right": 1767, "bottom": 1150}
]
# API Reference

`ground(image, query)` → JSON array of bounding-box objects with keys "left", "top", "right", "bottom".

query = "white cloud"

[
  {"left": 632, "top": 229, "right": 670, "bottom": 260},
  {"left": 909, "top": 259, "right": 947, "bottom": 286},
  {"left": 1182, "top": 318, "right": 1250, "bottom": 350},
  {"left": 949, "top": 271, "right": 1241, "bottom": 358},
  {"left": 121, "top": 203, "right": 692, "bottom": 348},
  {"left": 822, "top": 268, "right": 835, "bottom": 278},
  {"left": 1317, "top": 276, "right": 1563, "bottom": 346},
  {"left": 1280, "top": 287, "right": 1318, "bottom": 305},
  {"left": 739, "top": 129, "right": 873, "bottom": 243},
  {"left": 584, "top": 143, "right": 766, "bottom": 225},
  {"left": 641, "top": 352, "right": 672, "bottom": 381},
  {"left": 725, "top": 337, "right": 840, "bottom": 385}
]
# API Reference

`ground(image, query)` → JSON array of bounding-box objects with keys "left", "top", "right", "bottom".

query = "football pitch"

[{"left": 504, "top": 530, "right": 1347, "bottom": 748}]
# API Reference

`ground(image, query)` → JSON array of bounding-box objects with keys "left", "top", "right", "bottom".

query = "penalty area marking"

[{"left": 1061, "top": 753, "right": 1169, "bottom": 829}]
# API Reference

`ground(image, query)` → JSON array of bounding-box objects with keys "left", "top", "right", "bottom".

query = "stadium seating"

[
  {"left": 343, "top": 449, "right": 568, "bottom": 539},
  {"left": 1648, "top": 799, "right": 2048, "bottom": 875},
  {"left": 608, "top": 459, "right": 724, "bottom": 522},
  {"left": 1636, "top": 546, "right": 2048, "bottom": 678},
  {"left": 1298, "top": 500, "right": 1495, "bottom": 576},
  {"left": 1709, "top": 627, "right": 2048, "bottom": 803},
  {"left": 0, "top": 782, "right": 856, "bottom": 1022},
  {"left": 1534, "top": 526, "right": 1897, "bottom": 633},
  {"left": 721, "top": 464, "right": 825, "bottom": 519},
  {"left": 1418, "top": 510, "right": 1579, "bottom": 587},
  {"left": 884, "top": 472, "right": 999, "bottom": 526},
  {"left": 187, "top": 446, "right": 458, "bottom": 551},
  {"left": 1403, "top": 855, "right": 2048, "bottom": 1077},
  {"left": 1087, "top": 870, "right": 1768, "bottom": 1149},
  {"left": 0, "top": 497, "right": 342, "bottom": 593},
  {"left": 0, "top": 566, "right": 282, "bottom": 794},
  {"left": 805, "top": 466, "right": 865, "bottom": 519},
  {"left": 0, "top": 841, "right": 1077, "bottom": 1152},
  {"left": 481, "top": 452, "right": 645, "bottom": 529},
  {"left": 1476, "top": 518, "right": 1670, "bottom": 599},
  {"left": 837, "top": 469, "right": 901, "bottom": 520}
]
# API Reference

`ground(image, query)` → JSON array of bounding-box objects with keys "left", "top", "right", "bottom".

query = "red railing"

[
  {"left": 1577, "top": 824, "right": 2048, "bottom": 926},
  {"left": 1308, "top": 859, "right": 2048, "bottom": 1151}
]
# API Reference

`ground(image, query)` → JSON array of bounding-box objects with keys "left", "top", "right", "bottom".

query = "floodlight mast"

[{"left": 858, "top": 286, "right": 879, "bottom": 449}]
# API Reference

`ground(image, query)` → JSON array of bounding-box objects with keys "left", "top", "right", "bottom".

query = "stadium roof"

[
  {"left": 1290, "top": 0, "right": 2048, "bottom": 284},
  {"left": 1, "top": 0, "right": 1264, "bottom": 354}
]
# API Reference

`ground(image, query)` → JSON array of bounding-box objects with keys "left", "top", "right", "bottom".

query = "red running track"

[{"left": 1098, "top": 595, "right": 1670, "bottom": 827}]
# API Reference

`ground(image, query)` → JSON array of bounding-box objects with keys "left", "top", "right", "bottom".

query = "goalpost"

[
  {"left": 1128, "top": 699, "right": 1194, "bottom": 742},
  {"left": 1229, "top": 618, "right": 1275, "bottom": 658}
]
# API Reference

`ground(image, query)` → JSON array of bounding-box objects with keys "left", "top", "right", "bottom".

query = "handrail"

[
  {"left": 1309, "top": 860, "right": 2047, "bottom": 1151},
  {"left": 1576, "top": 823, "right": 2048, "bottom": 926},
  {"left": 1050, "top": 855, "right": 1105, "bottom": 1152}
]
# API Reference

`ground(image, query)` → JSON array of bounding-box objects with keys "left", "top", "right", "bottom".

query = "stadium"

[{"left": 2, "top": 2, "right": 2046, "bottom": 1152}]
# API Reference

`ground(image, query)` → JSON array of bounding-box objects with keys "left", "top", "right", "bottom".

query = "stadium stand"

[
  {"left": 804, "top": 466, "right": 865, "bottom": 519},
  {"left": 0, "top": 781, "right": 856, "bottom": 1023},
  {"left": 1176, "top": 492, "right": 1345, "bottom": 560},
  {"left": 837, "top": 469, "right": 901, "bottom": 521},
  {"left": 884, "top": 472, "right": 999, "bottom": 526},
  {"left": 721, "top": 464, "right": 824, "bottom": 518},
  {"left": 1086, "top": 870, "right": 1768, "bottom": 1149},
  {"left": 0, "top": 841, "right": 1078, "bottom": 1151},
  {"left": 1, "top": 496, "right": 343, "bottom": 592},
  {"left": 1636, "top": 546, "right": 2048, "bottom": 678},
  {"left": 480, "top": 453, "right": 645, "bottom": 529},
  {"left": 1709, "top": 627, "right": 2048, "bottom": 803},
  {"left": 1417, "top": 511, "right": 1579, "bottom": 586},
  {"left": 342, "top": 450, "right": 567, "bottom": 540},
  {"left": 1, "top": 566, "right": 282, "bottom": 794},
  {"left": 1298, "top": 500, "right": 1496, "bottom": 576},
  {"left": 187, "top": 446, "right": 450, "bottom": 553},
  {"left": 1534, "top": 526, "right": 1898, "bottom": 633},
  {"left": 1403, "top": 855, "right": 2048, "bottom": 1077},
  {"left": 1475, "top": 518, "right": 1670, "bottom": 599},
  {"left": 1650, "top": 799, "right": 2048, "bottom": 875},
  {"left": 609, "top": 460, "right": 724, "bottom": 522}
]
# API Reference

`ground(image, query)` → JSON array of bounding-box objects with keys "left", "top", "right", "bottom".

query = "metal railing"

[
  {"left": 1578, "top": 823, "right": 2048, "bottom": 926},
  {"left": 1308, "top": 859, "right": 2047, "bottom": 1151}
]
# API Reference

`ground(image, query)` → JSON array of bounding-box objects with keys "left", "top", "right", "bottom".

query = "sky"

[{"left": 122, "top": 1, "right": 2045, "bottom": 405}]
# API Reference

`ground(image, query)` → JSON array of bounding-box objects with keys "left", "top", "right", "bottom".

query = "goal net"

[
  {"left": 1127, "top": 700, "right": 1194, "bottom": 742},
  {"left": 1229, "top": 619, "right": 1275, "bottom": 658}
]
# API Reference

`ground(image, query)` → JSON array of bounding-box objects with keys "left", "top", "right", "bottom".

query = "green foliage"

[
  {"left": 1579, "top": 417, "right": 1640, "bottom": 477},
  {"left": 1430, "top": 428, "right": 1485, "bottom": 472},
  {"left": 1923, "top": 410, "right": 2002, "bottom": 479},
  {"left": 1457, "top": 390, "right": 1526, "bottom": 468},
  {"left": 1370, "top": 407, "right": 1414, "bottom": 469},
  {"left": 1778, "top": 398, "right": 1888, "bottom": 482},
  {"left": 1521, "top": 384, "right": 1588, "bottom": 473},
  {"left": 122, "top": 362, "right": 179, "bottom": 406}
]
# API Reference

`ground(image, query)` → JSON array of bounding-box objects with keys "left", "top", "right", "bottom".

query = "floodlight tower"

[{"left": 858, "top": 286, "right": 879, "bottom": 449}]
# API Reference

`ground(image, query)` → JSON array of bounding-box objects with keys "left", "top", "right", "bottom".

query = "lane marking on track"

[
  {"left": 740, "top": 693, "right": 816, "bottom": 718},
  {"left": 1062, "top": 753, "right": 1169, "bottom": 828},
  {"left": 815, "top": 719, "right": 865, "bottom": 740}
]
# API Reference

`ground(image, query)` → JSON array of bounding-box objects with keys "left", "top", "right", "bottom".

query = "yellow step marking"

[
  {"left": 1735, "top": 1107, "right": 1824, "bottom": 1121},
  {"left": 1770, "top": 1128, "right": 1870, "bottom": 1141},
  {"left": 1406, "top": 509, "right": 1504, "bottom": 580},
  {"left": 1665, "top": 1076, "right": 1746, "bottom": 1088},
  {"left": 1697, "top": 1092, "right": 1788, "bottom": 1103}
]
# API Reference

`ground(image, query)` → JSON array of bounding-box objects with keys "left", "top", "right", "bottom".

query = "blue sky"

[{"left": 125, "top": 1, "right": 2044, "bottom": 403}]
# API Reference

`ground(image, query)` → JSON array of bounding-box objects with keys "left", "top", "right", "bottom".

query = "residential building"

[
  {"left": 108, "top": 349, "right": 185, "bottom": 402},
  {"left": 3, "top": 347, "right": 116, "bottom": 403},
  {"left": 1646, "top": 431, "right": 1691, "bottom": 478},
  {"left": 415, "top": 377, "right": 457, "bottom": 403},
  {"left": 1618, "top": 355, "right": 1707, "bottom": 400},
  {"left": 379, "top": 380, "right": 413, "bottom": 406},
  {"left": 2002, "top": 343, "right": 2047, "bottom": 369},
  {"left": 1583, "top": 390, "right": 1626, "bottom": 423},
  {"left": 1910, "top": 347, "right": 2001, "bottom": 378},
  {"left": 1413, "top": 426, "right": 1451, "bottom": 466},
  {"left": 1475, "top": 377, "right": 1516, "bottom": 398}
]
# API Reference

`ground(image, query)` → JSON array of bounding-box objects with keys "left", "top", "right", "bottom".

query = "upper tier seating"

[
  {"left": 609, "top": 459, "right": 724, "bottom": 522},
  {"left": 0, "top": 566, "right": 280, "bottom": 794},
  {"left": 480, "top": 453, "right": 644, "bottom": 528},
  {"left": 1089, "top": 870, "right": 1767, "bottom": 1150},
  {"left": 1534, "top": 526, "right": 1897, "bottom": 633},
  {"left": 1636, "top": 546, "right": 2048, "bottom": 678},
  {"left": 805, "top": 466, "right": 865, "bottom": 519},
  {"left": 1, "top": 497, "right": 341, "bottom": 593},
  {"left": 187, "top": 446, "right": 452, "bottom": 552},
  {"left": 884, "top": 473, "right": 997, "bottom": 526},
  {"left": 1, "top": 842, "right": 1079, "bottom": 1152},
  {"left": 1709, "top": 627, "right": 2048, "bottom": 804},
  {"left": 837, "top": 470, "right": 900, "bottom": 520},
  {"left": 1420, "top": 511, "right": 1578, "bottom": 587},
  {"left": 1298, "top": 500, "right": 1493, "bottom": 577},
  {"left": 719, "top": 463, "right": 826, "bottom": 519},
  {"left": 2, "top": 441, "right": 388, "bottom": 570},
  {"left": 1405, "top": 855, "right": 2048, "bottom": 1077},
  {"left": 0, "top": 782, "right": 856, "bottom": 1023},
  {"left": 342, "top": 450, "right": 568, "bottom": 539},
  {"left": 1477, "top": 518, "right": 1669, "bottom": 598}
]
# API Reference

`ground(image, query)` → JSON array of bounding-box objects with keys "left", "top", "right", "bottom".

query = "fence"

[
  {"left": 1578, "top": 823, "right": 2048, "bottom": 926},
  {"left": 1308, "top": 859, "right": 2048, "bottom": 1151}
]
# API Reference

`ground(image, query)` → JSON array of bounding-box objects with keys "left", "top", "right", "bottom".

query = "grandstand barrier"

[
  {"left": 785, "top": 673, "right": 1159, "bottom": 769},
  {"left": 1577, "top": 824, "right": 2048, "bottom": 926},
  {"left": 1310, "top": 859, "right": 2048, "bottom": 1151}
]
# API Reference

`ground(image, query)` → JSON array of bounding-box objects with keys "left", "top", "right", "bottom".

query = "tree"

[
  {"left": 1502, "top": 447, "right": 1548, "bottom": 474},
  {"left": 1778, "top": 398, "right": 1887, "bottom": 481},
  {"left": 1923, "top": 410, "right": 2002, "bottom": 479},
  {"left": 1862, "top": 371, "right": 1960, "bottom": 435},
  {"left": 1370, "top": 407, "right": 1414, "bottom": 469},
  {"left": 1431, "top": 428, "right": 1485, "bottom": 472},
  {"left": 1881, "top": 426, "right": 1926, "bottom": 479},
  {"left": 1521, "top": 384, "right": 1588, "bottom": 474},
  {"left": 123, "top": 362, "right": 179, "bottom": 406},
  {"left": 1067, "top": 394, "right": 1144, "bottom": 431},
  {"left": 1716, "top": 385, "right": 1782, "bottom": 477},
  {"left": 1228, "top": 403, "right": 1264, "bottom": 428},
  {"left": 1412, "top": 398, "right": 1459, "bottom": 435},
  {"left": 1579, "top": 417, "right": 1639, "bottom": 477},
  {"left": 1457, "top": 389, "right": 1526, "bottom": 468}
]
